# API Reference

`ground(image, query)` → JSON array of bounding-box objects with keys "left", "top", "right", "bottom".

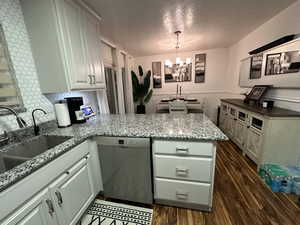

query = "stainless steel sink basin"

[{"left": 0, "top": 135, "right": 72, "bottom": 173}]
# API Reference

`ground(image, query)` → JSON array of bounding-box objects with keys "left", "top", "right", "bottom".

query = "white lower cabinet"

[
  {"left": 234, "top": 120, "right": 248, "bottom": 149},
  {"left": 154, "top": 155, "right": 212, "bottom": 182},
  {"left": 155, "top": 178, "right": 211, "bottom": 206},
  {"left": 49, "top": 155, "right": 94, "bottom": 225},
  {"left": 245, "top": 128, "right": 263, "bottom": 162},
  {"left": 0, "top": 140, "right": 102, "bottom": 225},
  {"left": 153, "top": 140, "right": 216, "bottom": 211},
  {"left": 1, "top": 189, "right": 58, "bottom": 225}
]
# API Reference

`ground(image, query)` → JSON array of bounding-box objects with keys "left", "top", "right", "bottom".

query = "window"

[{"left": 0, "top": 24, "right": 24, "bottom": 114}]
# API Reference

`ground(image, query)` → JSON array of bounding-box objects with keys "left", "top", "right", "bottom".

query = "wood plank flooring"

[{"left": 151, "top": 141, "right": 300, "bottom": 225}]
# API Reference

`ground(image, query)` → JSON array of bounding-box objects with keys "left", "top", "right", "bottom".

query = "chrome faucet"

[
  {"left": 0, "top": 106, "right": 27, "bottom": 146},
  {"left": 32, "top": 108, "right": 47, "bottom": 136}
]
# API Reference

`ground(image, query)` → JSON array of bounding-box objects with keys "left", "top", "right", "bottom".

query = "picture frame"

[
  {"left": 152, "top": 62, "right": 162, "bottom": 88},
  {"left": 164, "top": 63, "right": 192, "bottom": 83},
  {"left": 265, "top": 50, "right": 300, "bottom": 76},
  {"left": 249, "top": 54, "right": 263, "bottom": 79},
  {"left": 195, "top": 53, "right": 206, "bottom": 83},
  {"left": 247, "top": 85, "right": 270, "bottom": 101}
]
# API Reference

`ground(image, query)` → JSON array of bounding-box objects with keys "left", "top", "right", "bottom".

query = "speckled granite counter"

[{"left": 0, "top": 113, "right": 227, "bottom": 192}]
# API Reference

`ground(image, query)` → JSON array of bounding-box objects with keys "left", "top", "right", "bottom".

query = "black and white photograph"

[
  {"left": 195, "top": 53, "right": 206, "bottom": 83},
  {"left": 265, "top": 53, "right": 281, "bottom": 75},
  {"left": 249, "top": 54, "right": 263, "bottom": 79},
  {"left": 265, "top": 51, "right": 300, "bottom": 76},
  {"left": 164, "top": 63, "right": 192, "bottom": 82},
  {"left": 152, "top": 62, "right": 162, "bottom": 88},
  {"left": 279, "top": 51, "right": 300, "bottom": 74}
]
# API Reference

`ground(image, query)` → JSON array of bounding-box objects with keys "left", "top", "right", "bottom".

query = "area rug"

[{"left": 79, "top": 199, "right": 153, "bottom": 225}]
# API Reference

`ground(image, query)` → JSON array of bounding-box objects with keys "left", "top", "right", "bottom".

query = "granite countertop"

[
  {"left": 221, "top": 99, "right": 300, "bottom": 117},
  {"left": 0, "top": 113, "right": 227, "bottom": 192}
]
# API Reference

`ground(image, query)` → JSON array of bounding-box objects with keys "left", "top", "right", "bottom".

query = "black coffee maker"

[{"left": 65, "top": 97, "right": 86, "bottom": 124}]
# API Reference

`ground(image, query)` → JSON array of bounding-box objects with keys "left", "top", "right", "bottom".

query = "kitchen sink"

[{"left": 0, "top": 135, "right": 72, "bottom": 173}]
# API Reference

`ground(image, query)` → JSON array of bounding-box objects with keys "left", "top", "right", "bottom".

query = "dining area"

[{"left": 156, "top": 97, "right": 203, "bottom": 114}]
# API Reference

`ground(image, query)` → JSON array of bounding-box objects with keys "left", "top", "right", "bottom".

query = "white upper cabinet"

[
  {"left": 83, "top": 11, "right": 105, "bottom": 88},
  {"left": 21, "top": 0, "right": 105, "bottom": 93},
  {"left": 61, "top": 0, "right": 90, "bottom": 89}
]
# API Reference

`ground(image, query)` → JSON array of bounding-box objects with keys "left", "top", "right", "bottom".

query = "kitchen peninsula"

[{"left": 0, "top": 113, "right": 227, "bottom": 224}]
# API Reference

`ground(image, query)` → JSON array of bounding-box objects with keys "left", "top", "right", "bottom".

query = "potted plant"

[{"left": 131, "top": 66, "right": 153, "bottom": 114}]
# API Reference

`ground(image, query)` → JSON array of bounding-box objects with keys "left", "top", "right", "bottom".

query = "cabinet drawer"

[
  {"left": 154, "top": 155, "right": 212, "bottom": 182},
  {"left": 155, "top": 178, "right": 211, "bottom": 205},
  {"left": 153, "top": 140, "right": 213, "bottom": 157}
]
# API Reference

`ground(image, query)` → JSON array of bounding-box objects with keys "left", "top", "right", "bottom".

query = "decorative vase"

[{"left": 136, "top": 104, "right": 146, "bottom": 114}]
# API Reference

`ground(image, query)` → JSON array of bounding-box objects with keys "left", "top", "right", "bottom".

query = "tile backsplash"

[{"left": 0, "top": 0, "right": 99, "bottom": 132}]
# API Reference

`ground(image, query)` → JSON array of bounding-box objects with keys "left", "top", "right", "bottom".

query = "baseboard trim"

[{"left": 154, "top": 199, "right": 212, "bottom": 211}]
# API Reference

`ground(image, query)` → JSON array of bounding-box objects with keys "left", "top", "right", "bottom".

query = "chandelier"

[{"left": 165, "top": 31, "right": 191, "bottom": 82}]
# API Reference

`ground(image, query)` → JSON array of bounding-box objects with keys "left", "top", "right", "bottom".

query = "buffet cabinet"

[
  {"left": 220, "top": 100, "right": 300, "bottom": 167},
  {"left": 21, "top": 0, "right": 105, "bottom": 93}
]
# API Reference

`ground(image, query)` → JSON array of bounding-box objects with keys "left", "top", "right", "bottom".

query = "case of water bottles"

[{"left": 259, "top": 164, "right": 300, "bottom": 195}]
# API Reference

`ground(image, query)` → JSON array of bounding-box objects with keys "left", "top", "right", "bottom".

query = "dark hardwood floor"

[{"left": 151, "top": 141, "right": 300, "bottom": 225}]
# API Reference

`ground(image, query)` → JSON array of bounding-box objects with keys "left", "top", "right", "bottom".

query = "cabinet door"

[
  {"left": 246, "top": 128, "right": 262, "bottom": 162},
  {"left": 83, "top": 12, "right": 105, "bottom": 88},
  {"left": 235, "top": 121, "right": 247, "bottom": 148},
  {"left": 1, "top": 189, "right": 58, "bottom": 225},
  {"left": 49, "top": 155, "right": 94, "bottom": 225},
  {"left": 62, "top": 0, "right": 90, "bottom": 89},
  {"left": 219, "top": 111, "right": 228, "bottom": 132},
  {"left": 227, "top": 117, "right": 236, "bottom": 138}
]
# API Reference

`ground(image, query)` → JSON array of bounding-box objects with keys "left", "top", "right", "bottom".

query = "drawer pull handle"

[
  {"left": 176, "top": 168, "right": 189, "bottom": 176},
  {"left": 176, "top": 147, "right": 189, "bottom": 154},
  {"left": 176, "top": 191, "right": 189, "bottom": 200},
  {"left": 55, "top": 191, "right": 63, "bottom": 206},
  {"left": 46, "top": 199, "right": 55, "bottom": 216}
]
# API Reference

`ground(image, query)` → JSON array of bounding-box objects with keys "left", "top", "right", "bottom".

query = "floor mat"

[{"left": 79, "top": 199, "right": 153, "bottom": 225}]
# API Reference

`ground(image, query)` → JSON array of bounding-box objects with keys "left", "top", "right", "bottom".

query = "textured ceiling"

[{"left": 86, "top": 0, "right": 296, "bottom": 57}]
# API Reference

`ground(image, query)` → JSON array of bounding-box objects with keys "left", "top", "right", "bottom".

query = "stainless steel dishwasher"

[{"left": 97, "top": 137, "right": 153, "bottom": 204}]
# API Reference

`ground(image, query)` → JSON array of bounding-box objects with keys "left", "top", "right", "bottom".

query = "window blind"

[{"left": 0, "top": 26, "right": 22, "bottom": 109}]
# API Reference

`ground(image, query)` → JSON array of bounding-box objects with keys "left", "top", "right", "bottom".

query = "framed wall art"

[
  {"left": 152, "top": 61, "right": 162, "bottom": 88},
  {"left": 249, "top": 53, "right": 263, "bottom": 79},
  {"left": 265, "top": 50, "right": 300, "bottom": 76},
  {"left": 195, "top": 53, "right": 206, "bottom": 83},
  {"left": 164, "top": 63, "right": 192, "bottom": 83}
]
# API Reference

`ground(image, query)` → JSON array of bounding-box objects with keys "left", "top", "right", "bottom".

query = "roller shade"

[{"left": 0, "top": 26, "right": 22, "bottom": 109}]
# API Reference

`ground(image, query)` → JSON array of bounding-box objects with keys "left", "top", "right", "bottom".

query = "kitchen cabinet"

[
  {"left": 1, "top": 189, "right": 57, "bottom": 225},
  {"left": 227, "top": 106, "right": 237, "bottom": 139},
  {"left": 0, "top": 140, "right": 102, "bottom": 225},
  {"left": 84, "top": 11, "right": 105, "bottom": 87},
  {"left": 49, "top": 155, "right": 94, "bottom": 225},
  {"left": 21, "top": 0, "right": 105, "bottom": 93},
  {"left": 235, "top": 120, "right": 248, "bottom": 149},
  {"left": 61, "top": 0, "right": 90, "bottom": 89},
  {"left": 153, "top": 140, "right": 216, "bottom": 211},
  {"left": 219, "top": 104, "right": 228, "bottom": 133},
  {"left": 246, "top": 127, "right": 263, "bottom": 162},
  {"left": 220, "top": 99, "right": 300, "bottom": 167}
]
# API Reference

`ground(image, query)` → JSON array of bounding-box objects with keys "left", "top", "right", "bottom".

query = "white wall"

[
  {"left": 226, "top": 0, "right": 300, "bottom": 111},
  {"left": 134, "top": 48, "right": 233, "bottom": 122}
]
